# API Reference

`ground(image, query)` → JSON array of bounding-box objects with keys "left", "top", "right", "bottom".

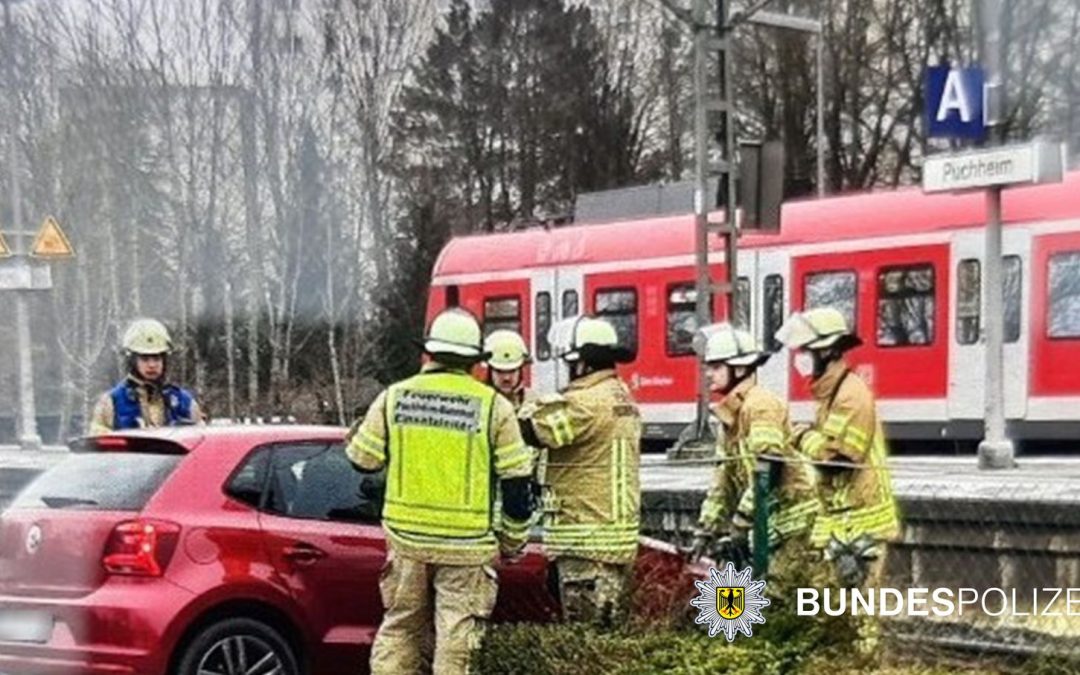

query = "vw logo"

[{"left": 25, "top": 525, "right": 43, "bottom": 555}]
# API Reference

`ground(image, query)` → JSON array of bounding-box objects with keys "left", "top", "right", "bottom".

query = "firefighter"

[
  {"left": 346, "top": 308, "right": 535, "bottom": 675},
  {"left": 484, "top": 329, "right": 544, "bottom": 553},
  {"left": 519, "top": 316, "right": 641, "bottom": 626},
  {"left": 88, "top": 318, "right": 203, "bottom": 434},
  {"left": 687, "top": 324, "right": 820, "bottom": 592},
  {"left": 484, "top": 329, "right": 532, "bottom": 409},
  {"left": 686, "top": 324, "right": 820, "bottom": 565},
  {"left": 777, "top": 306, "right": 900, "bottom": 654}
]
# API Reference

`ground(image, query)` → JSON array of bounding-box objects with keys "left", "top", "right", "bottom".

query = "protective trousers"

[
  {"left": 764, "top": 537, "right": 830, "bottom": 608},
  {"left": 817, "top": 544, "right": 888, "bottom": 658},
  {"left": 555, "top": 557, "right": 632, "bottom": 626},
  {"left": 370, "top": 555, "right": 498, "bottom": 675},
  {"left": 852, "top": 550, "right": 887, "bottom": 657}
]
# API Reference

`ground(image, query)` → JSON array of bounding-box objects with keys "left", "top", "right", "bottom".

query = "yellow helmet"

[
  {"left": 698, "top": 322, "right": 769, "bottom": 367},
  {"left": 484, "top": 330, "right": 529, "bottom": 371},
  {"left": 776, "top": 307, "right": 862, "bottom": 351},
  {"left": 423, "top": 309, "right": 485, "bottom": 359},
  {"left": 549, "top": 316, "right": 632, "bottom": 363}
]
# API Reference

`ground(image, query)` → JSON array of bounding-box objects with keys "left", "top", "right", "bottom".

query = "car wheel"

[{"left": 175, "top": 617, "right": 300, "bottom": 675}]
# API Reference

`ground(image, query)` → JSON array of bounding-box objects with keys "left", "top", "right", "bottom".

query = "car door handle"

[{"left": 283, "top": 543, "right": 327, "bottom": 565}]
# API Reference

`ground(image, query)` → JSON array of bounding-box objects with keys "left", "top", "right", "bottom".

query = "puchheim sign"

[{"left": 923, "top": 140, "right": 1064, "bottom": 193}]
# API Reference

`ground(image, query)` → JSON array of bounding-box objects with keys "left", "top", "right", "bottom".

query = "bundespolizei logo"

[{"left": 691, "top": 562, "right": 770, "bottom": 641}]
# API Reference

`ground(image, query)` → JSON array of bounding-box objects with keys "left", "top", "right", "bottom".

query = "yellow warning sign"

[
  {"left": 31, "top": 216, "right": 74, "bottom": 259},
  {"left": 0, "top": 231, "right": 10, "bottom": 258}
]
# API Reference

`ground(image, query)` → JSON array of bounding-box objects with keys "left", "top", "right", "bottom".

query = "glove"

[
  {"left": 498, "top": 531, "right": 528, "bottom": 562},
  {"left": 790, "top": 423, "right": 811, "bottom": 450},
  {"left": 825, "top": 535, "right": 878, "bottom": 587},
  {"left": 713, "top": 533, "right": 751, "bottom": 569},
  {"left": 500, "top": 546, "right": 527, "bottom": 563},
  {"left": 833, "top": 552, "right": 866, "bottom": 587},
  {"left": 519, "top": 417, "right": 542, "bottom": 448},
  {"left": 686, "top": 530, "right": 714, "bottom": 562}
]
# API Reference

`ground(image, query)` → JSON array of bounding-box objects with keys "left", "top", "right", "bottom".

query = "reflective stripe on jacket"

[
  {"left": 699, "top": 378, "right": 819, "bottom": 549},
  {"left": 525, "top": 370, "right": 642, "bottom": 564},
  {"left": 799, "top": 360, "right": 900, "bottom": 548}
]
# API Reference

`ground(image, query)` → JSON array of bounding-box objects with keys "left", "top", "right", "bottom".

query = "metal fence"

[{"left": 640, "top": 454, "right": 1080, "bottom": 667}]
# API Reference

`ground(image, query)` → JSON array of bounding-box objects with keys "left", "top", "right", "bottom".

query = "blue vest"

[{"left": 110, "top": 380, "right": 195, "bottom": 430}]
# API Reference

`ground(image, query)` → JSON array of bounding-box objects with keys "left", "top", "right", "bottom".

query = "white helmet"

[
  {"left": 422, "top": 309, "right": 485, "bottom": 359},
  {"left": 697, "top": 322, "right": 770, "bottom": 367},
  {"left": 122, "top": 319, "right": 173, "bottom": 355},
  {"left": 549, "top": 316, "right": 632, "bottom": 364},
  {"left": 484, "top": 330, "right": 530, "bottom": 371},
  {"left": 776, "top": 307, "right": 862, "bottom": 351}
]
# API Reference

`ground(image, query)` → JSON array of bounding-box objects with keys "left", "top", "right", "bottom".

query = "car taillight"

[
  {"left": 93, "top": 437, "right": 130, "bottom": 451},
  {"left": 102, "top": 519, "right": 181, "bottom": 577}
]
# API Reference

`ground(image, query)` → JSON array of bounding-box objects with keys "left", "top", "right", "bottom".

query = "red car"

[{"left": 0, "top": 426, "right": 699, "bottom": 675}]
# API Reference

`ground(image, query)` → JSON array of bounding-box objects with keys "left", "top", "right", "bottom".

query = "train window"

[
  {"left": 956, "top": 259, "right": 981, "bottom": 345},
  {"left": 1048, "top": 251, "right": 1080, "bottom": 339},
  {"left": 763, "top": 274, "right": 784, "bottom": 352},
  {"left": 734, "top": 277, "right": 751, "bottom": 329},
  {"left": 804, "top": 270, "right": 857, "bottom": 329},
  {"left": 562, "top": 290, "right": 579, "bottom": 318},
  {"left": 1003, "top": 255, "right": 1022, "bottom": 343},
  {"left": 483, "top": 296, "right": 521, "bottom": 337},
  {"left": 446, "top": 285, "right": 460, "bottom": 308},
  {"left": 877, "top": 264, "right": 935, "bottom": 347},
  {"left": 535, "top": 292, "right": 552, "bottom": 360},
  {"left": 595, "top": 288, "right": 638, "bottom": 357},
  {"left": 666, "top": 284, "right": 698, "bottom": 356}
]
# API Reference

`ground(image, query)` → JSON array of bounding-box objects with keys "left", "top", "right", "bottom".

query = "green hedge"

[
  {"left": 474, "top": 604, "right": 871, "bottom": 675},
  {"left": 475, "top": 621, "right": 1080, "bottom": 675}
]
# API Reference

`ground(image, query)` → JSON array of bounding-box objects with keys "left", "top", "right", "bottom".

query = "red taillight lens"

[
  {"left": 93, "top": 437, "right": 130, "bottom": 450},
  {"left": 102, "top": 519, "right": 181, "bottom": 577}
]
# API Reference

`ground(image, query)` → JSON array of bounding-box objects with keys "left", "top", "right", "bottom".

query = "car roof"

[{"left": 81, "top": 424, "right": 347, "bottom": 454}]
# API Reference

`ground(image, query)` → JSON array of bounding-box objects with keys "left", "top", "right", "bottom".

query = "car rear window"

[{"left": 10, "top": 454, "right": 183, "bottom": 511}]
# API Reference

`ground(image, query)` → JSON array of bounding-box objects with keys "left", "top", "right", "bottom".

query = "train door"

[
  {"left": 757, "top": 248, "right": 790, "bottom": 400},
  {"left": 554, "top": 268, "right": 584, "bottom": 392},
  {"left": 948, "top": 229, "right": 1031, "bottom": 421},
  {"left": 949, "top": 231, "right": 985, "bottom": 420},
  {"left": 736, "top": 249, "right": 756, "bottom": 335},
  {"left": 530, "top": 269, "right": 558, "bottom": 395},
  {"left": 1005, "top": 230, "right": 1032, "bottom": 421}
]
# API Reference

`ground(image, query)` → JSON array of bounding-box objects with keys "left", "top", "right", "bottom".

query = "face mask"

[{"left": 794, "top": 352, "right": 815, "bottom": 378}]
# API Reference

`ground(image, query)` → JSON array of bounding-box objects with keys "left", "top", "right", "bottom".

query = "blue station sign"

[{"left": 925, "top": 66, "right": 986, "bottom": 140}]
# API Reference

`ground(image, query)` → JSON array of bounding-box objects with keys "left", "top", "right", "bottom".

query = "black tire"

[{"left": 174, "top": 617, "right": 300, "bottom": 675}]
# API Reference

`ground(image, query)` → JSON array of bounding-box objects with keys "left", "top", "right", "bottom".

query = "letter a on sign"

[
  {"left": 936, "top": 70, "right": 972, "bottom": 123},
  {"left": 31, "top": 216, "right": 75, "bottom": 259},
  {"left": 925, "top": 65, "right": 986, "bottom": 140},
  {"left": 0, "top": 231, "right": 11, "bottom": 258}
]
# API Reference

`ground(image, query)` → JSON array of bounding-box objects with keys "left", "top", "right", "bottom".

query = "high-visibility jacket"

[
  {"left": 698, "top": 378, "right": 819, "bottom": 549},
  {"left": 797, "top": 359, "right": 900, "bottom": 548},
  {"left": 346, "top": 364, "right": 533, "bottom": 565},
  {"left": 523, "top": 369, "right": 642, "bottom": 564}
]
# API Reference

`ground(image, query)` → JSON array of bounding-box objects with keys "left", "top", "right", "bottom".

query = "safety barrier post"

[{"left": 752, "top": 458, "right": 771, "bottom": 576}]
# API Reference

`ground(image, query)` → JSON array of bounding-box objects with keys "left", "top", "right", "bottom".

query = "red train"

[{"left": 427, "top": 172, "right": 1080, "bottom": 452}]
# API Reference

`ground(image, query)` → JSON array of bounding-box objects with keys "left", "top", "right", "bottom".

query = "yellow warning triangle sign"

[
  {"left": 31, "top": 216, "right": 74, "bottom": 259},
  {"left": 0, "top": 231, "right": 10, "bottom": 258}
]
